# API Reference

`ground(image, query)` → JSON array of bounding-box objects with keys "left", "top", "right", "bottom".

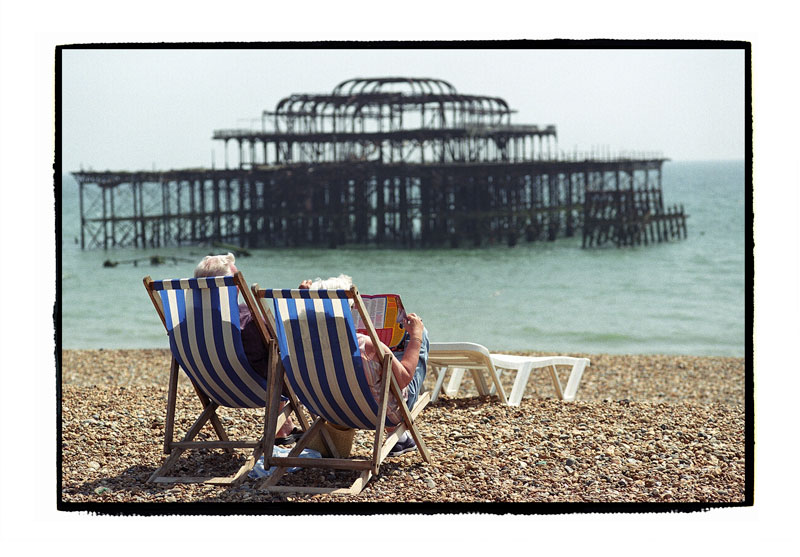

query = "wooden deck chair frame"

[
  {"left": 429, "top": 342, "right": 590, "bottom": 405},
  {"left": 251, "top": 284, "right": 431, "bottom": 496},
  {"left": 143, "top": 271, "right": 309, "bottom": 485}
]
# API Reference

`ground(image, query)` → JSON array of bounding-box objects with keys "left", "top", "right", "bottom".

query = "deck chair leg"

[
  {"left": 260, "top": 344, "right": 341, "bottom": 488},
  {"left": 261, "top": 417, "right": 327, "bottom": 488},
  {"left": 282, "top": 376, "right": 310, "bottom": 432},
  {"left": 151, "top": 359, "right": 229, "bottom": 482},
  {"left": 148, "top": 448, "right": 187, "bottom": 483},
  {"left": 231, "top": 391, "right": 311, "bottom": 487},
  {"left": 349, "top": 470, "right": 373, "bottom": 495},
  {"left": 189, "top": 380, "right": 231, "bottom": 452},
  {"left": 199, "top": 393, "right": 230, "bottom": 446},
  {"left": 230, "top": 457, "right": 259, "bottom": 485},
  {"left": 317, "top": 424, "right": 342, "bottom": 459},
  {"left": 390, "top": 376, "right": 431, "bottom": 464},
  {"left": 149, "top": 400, "right": 219, "bottom": 482},
  {"left": 371, "top": 354, "right": 393, "bottom": 475},
  {"left": 151, "top": 357, "right": 184, "bottom": 479},
  {"left": 163, "top": 357, "right": 180, "bottom": 455},
  {"left": 408, "top": 390, "right": 431, "bottom": 459},
  {"left": 208, "top": 413, "right": 230, "bottom": 446},
  {"left": 228, "top": 356, "right": 293, "bottom": 488},
  {"left": 262, "top": 341, "right": 283, "bottom": 475},
  {"left": 245, "top": 399, "right": 297, "bottom": 487}
]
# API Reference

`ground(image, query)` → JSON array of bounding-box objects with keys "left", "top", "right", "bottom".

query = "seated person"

[
  {"left": 304, "top": 274, "right": 429, "bottom": 457},
  {"left": 194, "top": 253, "right": 300, "bottom": 445}
]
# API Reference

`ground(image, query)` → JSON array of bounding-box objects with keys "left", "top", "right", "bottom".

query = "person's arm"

[{"left": 361, "top": 313, "right": 424, "bottom": 389}]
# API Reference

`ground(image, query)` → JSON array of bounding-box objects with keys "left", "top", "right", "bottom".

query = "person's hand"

[
  {"left": 298, "top": 279, "right": 312, "bottom": 289},
  {"left": 404, "top": 313, "right": 424, "bottom": 339}
]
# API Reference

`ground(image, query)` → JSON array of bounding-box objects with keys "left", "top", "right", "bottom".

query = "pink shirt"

[{"left": 357, "top": 333, "right": 408, "bottom": 425}]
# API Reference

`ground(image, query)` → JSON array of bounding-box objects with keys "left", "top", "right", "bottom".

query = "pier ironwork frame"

[{"left": 72, "top": 77, "right": 686, "bottom": 250}]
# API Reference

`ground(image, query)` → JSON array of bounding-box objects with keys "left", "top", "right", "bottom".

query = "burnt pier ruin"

[{"left": 72, "top": 77, "right": 687, "bottom": 249}]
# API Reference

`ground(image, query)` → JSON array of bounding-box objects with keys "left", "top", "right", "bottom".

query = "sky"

[{"left": 60, "top": 47, "right": 745, "bottom": 172}]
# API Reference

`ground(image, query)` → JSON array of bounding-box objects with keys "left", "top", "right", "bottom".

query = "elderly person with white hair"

[
  {"left": 302, "top": 274, "right": 429, "bottom": 457},
  {"left": 193, "top": 253, "right": 301, "bottom": 445}
]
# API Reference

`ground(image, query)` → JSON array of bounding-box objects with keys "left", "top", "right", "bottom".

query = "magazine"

[{"left": 353, "top": 293, "right": 408, "bottom": 351}]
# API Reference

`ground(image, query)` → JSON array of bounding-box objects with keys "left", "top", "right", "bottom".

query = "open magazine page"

[{"left": 354, "top": 294, "right": 408, "bottom": 350}]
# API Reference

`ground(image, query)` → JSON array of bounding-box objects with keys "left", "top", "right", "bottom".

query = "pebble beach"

[{"left": 60, "top": 348, "right": 747, "bottom": 506}]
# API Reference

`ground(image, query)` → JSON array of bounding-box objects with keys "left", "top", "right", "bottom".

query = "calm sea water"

[{"left": 59, "top": 160, "right": 746, "bottom": 356}]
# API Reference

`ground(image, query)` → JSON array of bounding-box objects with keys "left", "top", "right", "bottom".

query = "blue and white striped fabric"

[
  {"left": 150, "top": 276, "right": 267, "bottom": 409},
  {"left": 264, "top": 289, "right": 389, "bottom": 430}
]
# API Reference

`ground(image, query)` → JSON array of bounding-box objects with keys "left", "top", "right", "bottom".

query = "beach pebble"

[{"left": 60, "top": 348, "right": 746, "bottom": 504}]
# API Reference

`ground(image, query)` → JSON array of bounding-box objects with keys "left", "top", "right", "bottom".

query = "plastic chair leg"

[
  {"left": 508, "top": 363, "right": 533, "bottom": 406},
  {"left": 562, "top": 359, "right": 589, "bottom": 401},
  {"left": 445, "top": 368, "right": 466, "bottom": 396},
  {"left": 431, "top": 366, "right": 448, "bottom": 402},
  {"left": 470, "top": 368, "right": 490, "bottom": 396}
]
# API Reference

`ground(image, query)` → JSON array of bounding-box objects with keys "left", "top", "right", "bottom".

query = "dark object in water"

[
  {"left": 212, "top": 242, "right": 251, "bottom": 257},
  {"left": 101, "top": 255, "right": 195, "bottom": 268}
]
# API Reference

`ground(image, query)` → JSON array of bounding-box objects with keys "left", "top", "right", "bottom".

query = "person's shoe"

[
  {"left": 274, "top": 427, "right": 304, "bottom": 446},
  {"left": 388, "top": 432, "right": 417, "bottom": 457}
]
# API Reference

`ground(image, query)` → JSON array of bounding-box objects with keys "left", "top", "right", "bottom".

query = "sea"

[{"left": 59, "top": 160, "right": 747, "bottom": 357}]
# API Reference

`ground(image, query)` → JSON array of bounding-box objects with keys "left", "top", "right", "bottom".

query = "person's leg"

[
  {"left": 276, "top": 395, "right": 297, "bottom": 439},
  {"left": 403, "top": 328, "right": 429, "bottom": 411}
]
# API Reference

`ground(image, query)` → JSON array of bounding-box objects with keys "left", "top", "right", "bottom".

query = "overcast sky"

[{"left": 60, "top": 46, "right": 745, "bottom": 172}]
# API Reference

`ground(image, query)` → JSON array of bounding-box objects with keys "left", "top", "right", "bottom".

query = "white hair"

[
  {"left": 310, "top": 274, "right": 353, "bottom": 290},
  {"left": 194, "top": 252, "right": 236, "bottom": 278}
]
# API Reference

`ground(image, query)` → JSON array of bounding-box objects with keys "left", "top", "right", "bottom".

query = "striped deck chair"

[
  {"left": 251, "top": 284, "right": 432, "bottom": 496},
  {"left": 143, "top": 271, "right": 308, "bottom": 485}
]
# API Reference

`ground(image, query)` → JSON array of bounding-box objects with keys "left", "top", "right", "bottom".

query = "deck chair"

[
  {"left": 143, "top": 271, "right": 308, "bottom": 485},
  {"left": 429, "top": 342, "right": 590, "bottom": 405},
  {"left": 251, "top": 285, "right": 431, "bottom": 496}
]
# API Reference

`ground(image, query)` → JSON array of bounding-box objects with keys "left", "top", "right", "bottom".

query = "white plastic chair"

[
  {"left": 428, "top": 342, "right": 590, "bottom": 406},
  {"left": 428, "top": 342, "right": 508, "bottom": 404}
]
